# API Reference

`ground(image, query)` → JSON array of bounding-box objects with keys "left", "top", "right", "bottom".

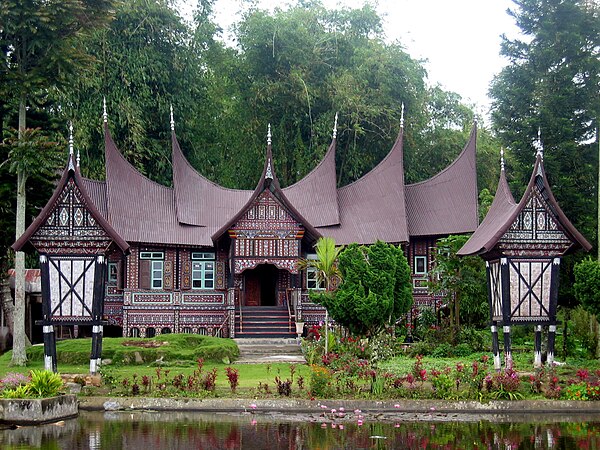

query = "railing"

[
  {"left": 215, "top": 312, "right": 230, "bottom": 338},
  {"left": 286, "top": 289, "right": 294, "bottom": 332},
  {"left": 238, "top": 298, "right": 243, "bottom": 333}
]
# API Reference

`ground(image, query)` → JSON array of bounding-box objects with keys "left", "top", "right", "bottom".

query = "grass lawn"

[
  {"left": 2, "top": 335, "right": 599, "bottom": 400},
  {"left": 0, "top": 336, "right": 310, "bottom": 397}
]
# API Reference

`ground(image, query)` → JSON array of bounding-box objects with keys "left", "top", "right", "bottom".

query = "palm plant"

[{"left": 297, "top": 237, "right": 344, "bottom": 353}]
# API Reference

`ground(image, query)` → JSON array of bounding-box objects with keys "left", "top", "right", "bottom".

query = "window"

[
  {"left": 414, "top": 256, "right": 427, "bottom": 275},
  {"left": 140, "top": 252, "right": 164, "bottom": 289},
  {"left": 306, "top": 254, "right": 324, "bottom": 290},
  {"left": 192, "top": 252, "right": 215, "bottom": 289},
  {"left": 107, "top": 262, "right": 118, "bottom": 284}
]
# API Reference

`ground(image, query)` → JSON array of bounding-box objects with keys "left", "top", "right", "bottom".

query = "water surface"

[{"left": 2, "top": 410, "right": 600, "bottom": 449}]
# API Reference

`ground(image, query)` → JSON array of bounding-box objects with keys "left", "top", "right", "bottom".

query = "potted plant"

[{"left": 0, "top": 370, "right": 78, "bottom": 425}]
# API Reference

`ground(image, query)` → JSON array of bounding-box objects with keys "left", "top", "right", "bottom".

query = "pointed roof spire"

[
  {"left": 267, "top": 123, "right": 272, "bottom": 146},
  {"left": 500, "top": 148, "right": 505, "bottom": 172},
  {"left": 103, "top": 97, "right": 108, "bottom": 124},
  {"left": 68, "top": 121, "right": 76, "bottom": 171},
  {"left": 265, "top": 124, "right": 273, "bottom": 180},
  {"left": 68, "top": 122, "right": 74, "bottom": 156},
  {"left": 400, "top": 103, "right": 405, "bottom": 129},
  {"left": 170, "top": 104, "right": 175, "bottom": 132},
  {"left": 534, "top": 127, "right": 543, "bottom": 160},
  {"left": 332, "top": 112, "right": 338, "bottom": 139}
]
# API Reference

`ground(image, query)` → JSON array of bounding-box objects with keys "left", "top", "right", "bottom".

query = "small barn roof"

[
  {"left": 12, "top": 154, "right": 129, "bottom": 254},
  {"left": 458, "top": 154, "right": 591, "bottom": 257}
]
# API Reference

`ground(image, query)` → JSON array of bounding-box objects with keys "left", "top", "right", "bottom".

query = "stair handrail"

[
  {"left": 238, "top": 297, "right": 243, "bottom": 333},
  {"left": 216, "top": 311, "right": 229, "bottom": 338},
  {"left": 286, "top": 289, "right": 293, "bottom": 332}
]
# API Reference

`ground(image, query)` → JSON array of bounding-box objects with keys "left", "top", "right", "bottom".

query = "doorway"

[{"left": 244, "top": 264, "right": 278, "bottom": 306}]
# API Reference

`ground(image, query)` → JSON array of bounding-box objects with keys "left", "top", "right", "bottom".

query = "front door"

[
  {"left": 245, "top": 270, "right": 261, "bottom": 306},
  {"left": 244, "top": 264, "right": 278, "bottom": 306}
]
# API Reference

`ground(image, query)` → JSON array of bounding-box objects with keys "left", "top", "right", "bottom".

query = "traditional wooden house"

[
  {"left": 458, "top": 146, "right": 591, "bottom": 369},
  {"left": 14, "top": 111, "right": 479, "bottom": 339}
]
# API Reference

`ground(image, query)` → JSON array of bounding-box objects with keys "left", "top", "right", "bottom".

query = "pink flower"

[
  {"left": 331, "top": 409, "right": 337, "bottom": 414},
  {"left": 395, "top": 423, "right": 400, "bottom": 428},
  {"left": 394, "top": 404, "right": 400, "bottom": 408},
  {"left": 339, "top": 425, "right": 344, "bottom": 430},
  {"left": 354, "top": 409, "right": 361, "bottom": 414},
  {"left": 251, "top": 419, "right": 257, "bottom": 425},
  {"left": 357, "top": 419, "right": 363, "bottom": 426},
  {"left": 339, "top": 407, "right": 345, "bottom": 412},
  {"left": 250, "top": 403, "right": 257, "bottom": 410}
]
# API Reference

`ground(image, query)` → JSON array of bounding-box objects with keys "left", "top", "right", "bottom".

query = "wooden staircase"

[{"left": 235, "top": 306, "right": 296, "bottom": 338}]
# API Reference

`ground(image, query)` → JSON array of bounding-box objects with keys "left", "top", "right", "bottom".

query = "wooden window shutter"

[
  {"left": 181, "top": 260, "right": 192, "bottom": 290},
  {"left": 139, "top": 259, "right": 151, "bottom": 289},
  {"left": 116, "top": 259, "right": 124, "bottom": 290},
  {"left": 164, "top": 260, "right": 173, "bottom": 290}
]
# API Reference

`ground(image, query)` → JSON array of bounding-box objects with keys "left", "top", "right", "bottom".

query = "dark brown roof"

[
  {"left": 283, "top": 139, "right": 340, "bottom": 227},
  {"left": 405, "top": 124, "right": 479, "bottom": 237},
  {"left": 36, "top": 119, "right": 481, "bottom": 250},
  {"left": 211, "top": 136, "right": 322, "bottom": 243},
  {"left": 317, "top": 127, "right": 409, "bottom": 245},
  {"left": 458, "top": 155, "right": 592, "bottom": 256},
  {"left": 103, "top": 125, "right": 214, "bottom": 246},
  {"left": 172, "top": 133, "right": 251, "bottom": 227},
  {"left": 457, "top": 167, "right": 516, "bottom": 256},
  {"left": 12, "top": 155, "right": 129, "bottom": 254}
]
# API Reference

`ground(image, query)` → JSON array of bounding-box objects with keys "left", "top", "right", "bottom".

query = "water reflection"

[{"left": 2, "top": 410, "right": 600, "bottom": 449}]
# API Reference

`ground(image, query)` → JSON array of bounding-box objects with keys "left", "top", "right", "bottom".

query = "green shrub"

[
  {"left": 570, "top": 306, "right": 599, "bottom": 358},
  {"left": 431, "top": 343, "right": 452, "bottom": 358},
  {"left": 27, "top": 370, "right": 64, "bottom": 398},
  {"left": 1, "top": 370, "right": 63, "bottom": 398},
  {"left": 309, "top": 365, "right": 333, "bottom": 398},
  {"left": 24, "top": 334, "right": 239, "bottom": 365}
]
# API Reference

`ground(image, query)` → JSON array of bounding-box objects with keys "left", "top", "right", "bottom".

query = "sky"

[{"left": 182, "top": 0, "right": 521, "bottom": 123}]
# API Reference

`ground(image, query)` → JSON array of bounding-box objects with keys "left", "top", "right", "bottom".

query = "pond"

[{"left": 2, "top": 410, "right": 600, "bottom": 449}]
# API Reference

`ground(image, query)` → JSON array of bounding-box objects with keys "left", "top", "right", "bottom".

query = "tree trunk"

[
  {"left": 1, "top": 278, "right": 14, "bottom": 337},
  {"left": 11, "top": 97, "right": 28, "bottom": 366}
]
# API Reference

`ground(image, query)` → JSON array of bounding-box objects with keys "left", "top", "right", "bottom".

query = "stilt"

[
  {"left": 503, "top": 325, "right": 512, "bottom": 369},
  {"left": 490, "top": 323, "right": 501, "bottom": 371},
  {"left": 90, "top": 324, "right": 103, "bottom": 375},
  {"left": 534, "top": 325, "right": 543, "bottom": 368},
  {"left": 547, "top": 324, "right": 557, "bottom": 366},
  {"left": 43, "top": 324, "right": 57, "bottom": 373}
]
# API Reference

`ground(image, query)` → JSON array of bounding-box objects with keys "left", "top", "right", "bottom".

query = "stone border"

[
  {"left": 0, "top": 395, "right": 78, "bottom": 426},
  {"left": 79, "top": 396, "right": 600, "bottom": 415}
]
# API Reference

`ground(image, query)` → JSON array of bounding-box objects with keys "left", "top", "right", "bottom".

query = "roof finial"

[
  {"left": 170, "top": 104, "right": 175, "bottom": 132},
  {"left": 103, "top": 97, "right": 108, "bottom": 124},
  {"left": 400, "top": 103, "right": 405, "bottom": 128},
  {"left": 332, "top": 112, "right": 338, "bottom": 139},
  {"left": 534, "top": 127, "right": 543, "bottom": 160},
  {"left": 500, "top": 148, "right": 505, "bottom": 172},
  {"left": 267, "top": 123, "right": 272, "bottom": 146},
  {"left": 68, "top": 121, "right": 74, "bottom": 156}
]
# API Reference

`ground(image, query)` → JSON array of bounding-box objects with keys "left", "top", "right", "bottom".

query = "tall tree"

[
  {"left": 0, "top": 0, "right": 114, "bottom": 365},
  {"left": 490, "top": 0, "right": 600, "bottom": 250}
]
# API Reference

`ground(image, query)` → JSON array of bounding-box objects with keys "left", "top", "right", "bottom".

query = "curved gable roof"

[
  {"left": 405, "top": 124, "right": 479, "bottom": 237},
  {"left": 171, "top": 133, "right": 251, "bottom": 227},
  {"left": 103, "top": 125, "right": 213, "bottom": 246},
  {"left": 457, "top": 168, "right": 517, "bottom": 256},
  {"left": 13, "top": 155, "right": 129, "bottom": 254},
  {"left": 212, "top": 138, "right": 321, "bottom": 243},
  {"left": 282, "top": 138, "right": 340, "bottom": 227},
  {"left": 459, "top": 155, "right": 591, "bottom": 256},
  {"left": 318, "top": 126, "right": 409, "bottom": 245}
]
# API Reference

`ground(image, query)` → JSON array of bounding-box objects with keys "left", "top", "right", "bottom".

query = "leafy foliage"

[
  {"left": 313, "top": 241, "right": 412, "bottom": 336},
  {"left": 431, "top": 235, "right": 488, "bottom": 328},
  {"left": 574, "top": 258, "right": 600, "bottom": 315}
]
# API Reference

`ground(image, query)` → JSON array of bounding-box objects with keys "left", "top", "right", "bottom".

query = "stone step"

[{"left": 233, "top": 337, "right": 305, "bottom": 363}]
